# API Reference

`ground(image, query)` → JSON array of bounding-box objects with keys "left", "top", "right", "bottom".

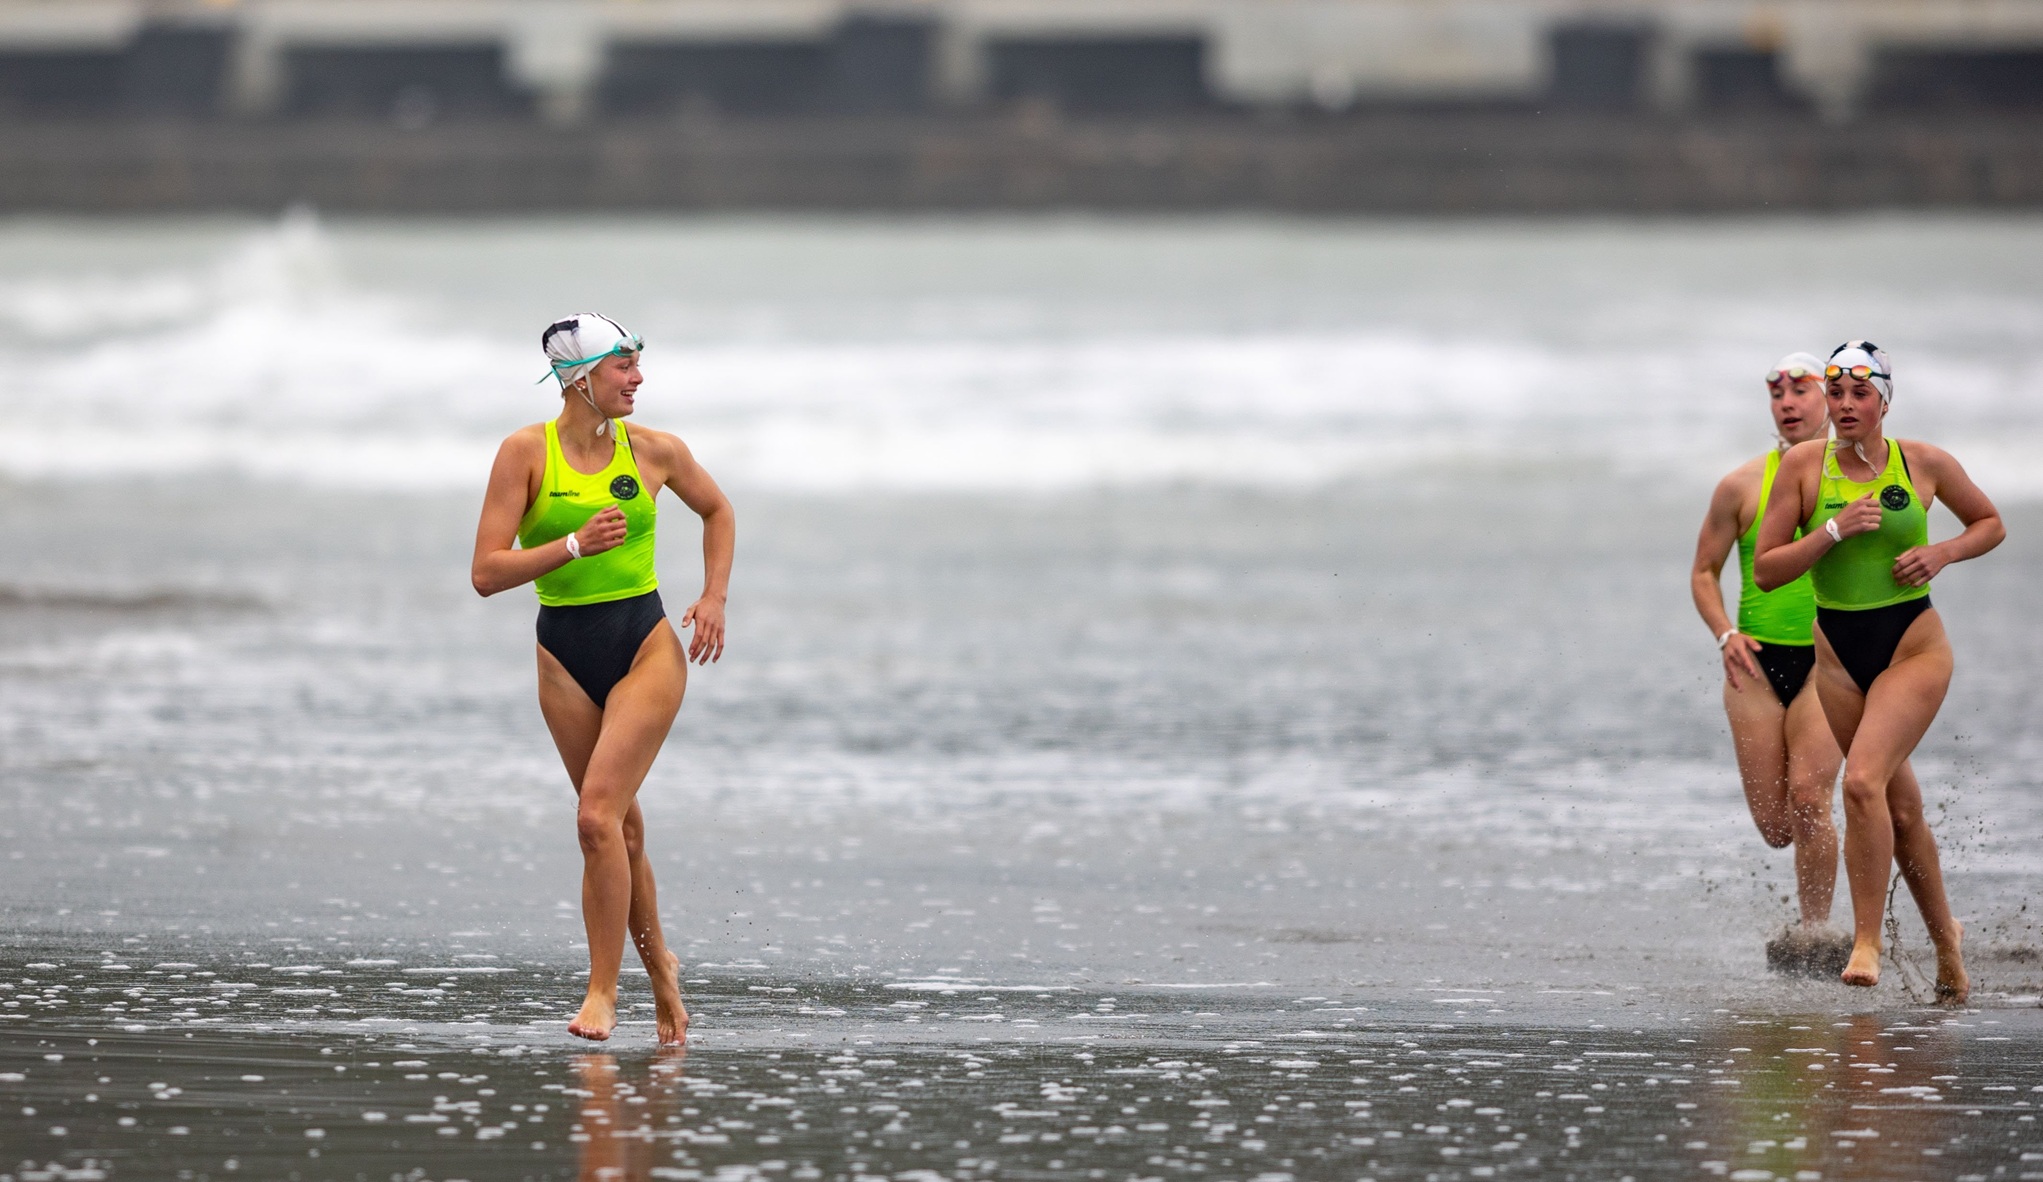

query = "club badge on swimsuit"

[
  {"left": 1880, "top": 484, "right": 1910, "bottom": 511},
  {"left": 610, "top": 474, "right": 641, "bottom": 500}
]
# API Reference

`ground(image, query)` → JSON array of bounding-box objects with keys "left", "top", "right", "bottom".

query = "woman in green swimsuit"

[
  {"left": 471, "top": 314, "right": 735, "bottom": 1042},
  {"left": 1755, "top": 341, "right": 2004, "bottom": 1001},
  {"left": 1690, "top": 353, "right": 1847, "bottom": 960}
]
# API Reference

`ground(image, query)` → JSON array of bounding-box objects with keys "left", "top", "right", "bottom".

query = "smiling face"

[
  {"left": 1825, "top": 373, "right": 1886, "bottom": 442},
  {"left": 578, "top": 351, "right": 644, "bottom": 418},
  {"left": 1768, "top": 373, "right": 1828, "bottom": 445}
]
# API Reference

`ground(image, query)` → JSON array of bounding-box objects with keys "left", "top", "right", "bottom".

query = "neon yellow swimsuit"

[
  {"left": 517, "top": 419, "right": 658, "bottom": 607},
  {"left": 1806, "top": 439, "right": 1929, "bottom": 611},
  {"left": 1735, "top": 448, "right": 1817, "bottom": 645}
]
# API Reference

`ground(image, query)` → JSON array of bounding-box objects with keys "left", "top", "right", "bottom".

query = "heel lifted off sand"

[
  {"left": 1934, "top": 920, "right": 1968, "bottom": 1006},
  {"left": 651, "top": 950, "right": 690, "bottom": 1045}
]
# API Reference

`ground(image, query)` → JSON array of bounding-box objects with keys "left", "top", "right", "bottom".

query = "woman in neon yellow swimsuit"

[
  {"left": 1690, "top": 354, "right": 1848, "bottom": 962},
  {"left": 1756, "top": 341, "right": 2003, "bottom": 1002},
  {"left": 470, "top": 314, "right": 735, "bottom": 1043}
]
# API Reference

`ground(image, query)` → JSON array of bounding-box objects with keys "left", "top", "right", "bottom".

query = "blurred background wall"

[{"left": 0, "top": 0, "right": 2040, "bottom": 211}]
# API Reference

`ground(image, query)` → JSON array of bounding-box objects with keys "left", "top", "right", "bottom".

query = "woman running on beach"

[
  {"left": 1755, "top": 341, "right": 2003, "bottom": 1001},
  {"left": 471, "top": 314, "right": 734, "bottom": 1042},
  {"left": 1689, "top": 353, "right": 1848, "bottom": 965}
]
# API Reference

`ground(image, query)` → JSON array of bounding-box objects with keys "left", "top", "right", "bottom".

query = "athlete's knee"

[
  {"left": 1755, "top": 818, "right": 1794, "bottom": 849},
  {"left": 576, "top": 803, "right": 626, "bottom": 855},
  {"left": 1840, "top": 769, "right": 1887, "bottom": 812},
  {"left": 1788, "top": 779, "right": 1835, "bottom": 828}
]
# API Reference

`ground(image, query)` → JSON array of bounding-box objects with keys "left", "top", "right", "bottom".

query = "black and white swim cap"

[
  {"left": 1827, "top": 340, "right": 1892, "bottom": 404},
  {"left": 542, "top": 313, "right": 642, "bottom": 389}
]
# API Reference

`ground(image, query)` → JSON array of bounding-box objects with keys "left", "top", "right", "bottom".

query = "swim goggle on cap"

[
  {"left": 1765, "top": 351, "right": 1826, "bottom": 387},
  {"left": 1825, "top": 340, "right": 1892, "bottom": 404},
  {"left": 539, "top": 313, "right": 642, "bottom": 389}
]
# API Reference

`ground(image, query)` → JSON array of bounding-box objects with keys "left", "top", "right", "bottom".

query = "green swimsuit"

[
  {"left": 518, "top": 419, "right": 659, "bottom": 607},
  {"left": 1737, "top": 449, "right": 1817, "bottom": 645},
  {"left": 1805, "top": 438, "right": 1934, "bottom": 693},
  {"left": 518, "top": 419, "right": 665, "bottom": 707},
  {"left": 1735, "top": 449, "right": 1819, "bottom": 706}
]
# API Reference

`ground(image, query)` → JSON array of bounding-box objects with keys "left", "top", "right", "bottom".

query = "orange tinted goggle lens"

[
  {"left": 1826, "top": 364, "right": 1886, "bottom": 381},
  {"left": 1767, "top": 367, "right": 1817, "bottom": 385}
]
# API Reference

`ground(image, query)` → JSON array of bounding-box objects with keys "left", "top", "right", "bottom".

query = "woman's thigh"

[
  {"left": 1811, "top": 622, "right": 1867, "bottom": 754},
  {"left": 1844, "top": 618, "right": 1952, "bottom": 785},
  {"left": 538, "top": 645, "right": 603, "bottom": 791},
  {"left": 579, "top": 622, "right": 688, "bottom": 816},
  {"left": 1723, "top": 672, "right": 1790, "bottom": 812},
  {"left": 1784, "top": 679, "right": 1842, "bottom": 789}
]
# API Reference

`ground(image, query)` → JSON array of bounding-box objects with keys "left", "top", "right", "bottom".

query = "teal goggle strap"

[{"left": 535, "top": 339, "right": 644, "bottom": 384}]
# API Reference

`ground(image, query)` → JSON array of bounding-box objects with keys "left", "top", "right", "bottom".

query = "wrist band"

[
  {"left": 1825, "top": 518, "right": 1842, "bottom": 543},
  {"left": 1717, "top": 629, "right": 1737, "bottom": 650},
  {"left": 565, "top": 535, "right": 582, "bottom": 560}
]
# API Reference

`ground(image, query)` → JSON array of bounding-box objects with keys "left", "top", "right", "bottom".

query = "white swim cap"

[
  {"left": 1827, "top": 340, "right": 1892, "bottom": 404},
  {"left": 541, "top": 313, "right": 642, "bottom": 390},
  {"left": 1766, "top": 352, "right": 1825, "bottom": 384}
]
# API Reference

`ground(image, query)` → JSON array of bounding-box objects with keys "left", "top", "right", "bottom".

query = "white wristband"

[
  {"left": 1717, "top": 629, "right": 1737, "bottom": 650},
  {"left": 564, "top": 534, "right": 582, "bottom": 560},
  {"left": 1825, "top": 518, "right": 1842, "bottom": 543}
]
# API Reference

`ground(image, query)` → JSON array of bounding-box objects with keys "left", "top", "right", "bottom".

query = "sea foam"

[{"left": 2, "top": 212, "right": 2040, "bottom": 497}]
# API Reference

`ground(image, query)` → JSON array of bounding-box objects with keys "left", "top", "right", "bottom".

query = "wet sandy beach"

[{"left": 8, "top": 966, "right": 2043, "bottom": 1182}]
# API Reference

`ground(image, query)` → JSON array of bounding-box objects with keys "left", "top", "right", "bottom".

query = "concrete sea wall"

[{"left": 1, "top": 112, "right": 2037, "bottom": 214}]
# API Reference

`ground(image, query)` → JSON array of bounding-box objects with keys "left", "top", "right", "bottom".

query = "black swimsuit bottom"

[
  {"left": 536, "top": 590, "right": 667, "bottom": 708},
  {"left": 1752, "top": 642, "right": 1814, "bottom": 709},
  {"left": 1817, "top": 597, "right": 1932, "bottom": 695}
]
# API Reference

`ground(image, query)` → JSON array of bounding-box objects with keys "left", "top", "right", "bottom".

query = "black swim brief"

[
  {"left": 1816, "top": 597, "right": 1933, "bottom": 695},
  {"left": 536, "top": 590, "right": 667, "bottom": 708},
  {"left": 1752, "top": 642, "right": 1815, "bottom": 709}
]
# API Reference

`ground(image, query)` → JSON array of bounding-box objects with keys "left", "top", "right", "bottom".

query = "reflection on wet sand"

[
  {"left": 573, "top": 1049, "right": 688, "bottom": 1182},
  {"left": 3, "top": 982, "right": 2043, "bottom": 1180},
  {"left": 1691, "top": 1011, "right": 2025, "bottom": 1179}
]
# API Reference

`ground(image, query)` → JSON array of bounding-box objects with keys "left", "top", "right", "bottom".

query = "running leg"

[
  {"left": 605, "top": 625, "right": 691, "bottom": 1043},
  {"left": 621, "top": 796, "right": 688, "bottom": 1043},
  {"left": 1885, "top": 758, "right": 1967, "bottom": 1002},
  {"left": 1782, "top": 682, "right": 1843, "bottom": 927},
  {"left": 1723, "top": 673, "right": 1794, "bottom": 849},
  {"left": 539, "top": 625, "right": 685, "bottom": 1040},
  {"left": 1817, "top": 616, "right": 1953, "bottom": 991}
]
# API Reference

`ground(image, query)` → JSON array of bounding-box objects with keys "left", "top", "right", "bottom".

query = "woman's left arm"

[
  {"left": 1894, "top": 441, "right": 2006, "bottom": 587},
  {"left": 654, "top": 431, "right": 735, "bottom": 664}
]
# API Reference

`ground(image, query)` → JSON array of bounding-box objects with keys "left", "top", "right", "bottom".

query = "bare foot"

[
  {"left": 1840, "top": 938, "right": 1882, "bottom": 988},
  {"left": 649, "top": 950, "right": 690, "bottom": 1045},
  {"left": 1934, "top": 920, "right": 1968, "bottom": 1006},
  {"left": 568, "top": 991, "right": 616, "bottom": 1041}
]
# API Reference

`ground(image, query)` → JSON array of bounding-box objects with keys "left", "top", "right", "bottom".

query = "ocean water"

[{"left": 1, "top": 213, "right": 2042, "bottom": 1180}]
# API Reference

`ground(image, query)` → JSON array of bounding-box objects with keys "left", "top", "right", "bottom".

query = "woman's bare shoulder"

[
  {"left": 625, "top": 422, "right": 693, "bottom": 464},
  {"left": 503, "top": 422, "right": 547, "bottom": 448},
  {"left": 490, "top": 423, "right": 548, "bottom": 469},
  {"left": 1710, "top": 453, "right": 1767, "bottom": 509},
  {"left": 1720, "top": 452, "right": 1768, "bottom": 486},
  {"left": 1895, "top": 437, "right": 1955, "bottom": 468},
  {"left": 1777, "top": 438, "right": 1826, "bottom": 474}
]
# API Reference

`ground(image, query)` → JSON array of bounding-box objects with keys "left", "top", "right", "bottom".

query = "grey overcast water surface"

[{"left": 2, "top": 216, "right": 2043, "bottom": 1180}]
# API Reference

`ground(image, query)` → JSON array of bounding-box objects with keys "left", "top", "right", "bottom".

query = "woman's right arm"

[
  {"left": 469, "top": 431, "right": 626, "bottom": 597},
  {"left": 1753, "top": 441, "right": 1874, "bottom": 591},
  {"left": 1690, "top": 469, "right": 1760, "bottom": 687}
]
